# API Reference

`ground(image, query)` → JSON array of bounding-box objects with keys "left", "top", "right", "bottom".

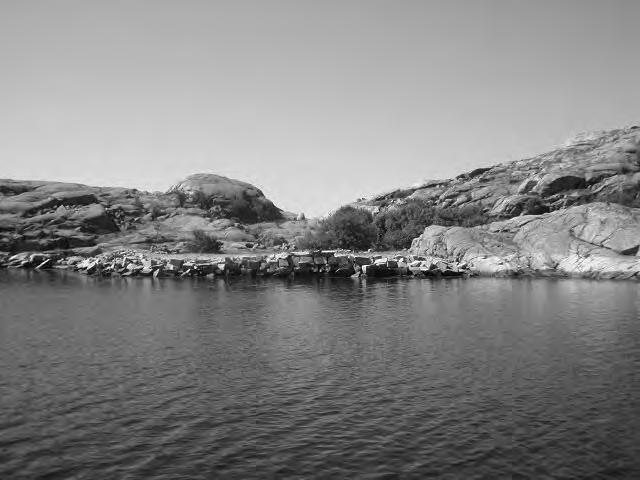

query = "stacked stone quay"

[{"left": 0, "top": 249, "right": 470, "bottom": 279}]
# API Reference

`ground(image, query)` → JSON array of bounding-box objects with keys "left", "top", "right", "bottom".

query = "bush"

[
  {"left": 149, "top": 202, "right": 163, "bottom": 220},
  {"left": 295, "top": 228, "right": 333, "bottom": 250},
  {"left": 191, "top": 191, "right": 213, "bottom": 210},
  {"left": 324, "top": 206, "right": 377, "bottom": 250},
  {"left": 189, "top": 229, "right": 223, "bottom": 253},
  {"left": 257, "top": 230, "right": 288, "bottom": 248},
  {"left": 227, "top": 193, "right": 282, "bottom": 223},
  {"left": 374, "top": 200, "right": 490, "bottom": 249},
  {"left": 296, "top": 206, "right": 376, "bottom": 250},
  {"left": 171, "top": 189, "right": 188, "bottom": 207}
]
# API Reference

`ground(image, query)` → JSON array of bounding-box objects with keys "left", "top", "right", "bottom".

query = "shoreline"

[
  {"left": 1, "top": 248, "right": 469, "bottom": 280},
  {"left": 2, "top": 247, "right": 638, "bottom": 281}
]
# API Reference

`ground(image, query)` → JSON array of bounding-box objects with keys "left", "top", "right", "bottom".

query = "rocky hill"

[
  {"left": 3, "top": 126, "right": 640, "bottom": 279},
  {"left": 0, "top": 173, "right": 307, "bottom": 253},
  {"left": 380, "top": 125, "right": 640, "bottom": 279},
  {"left": 353, "top": 126, "right": 640, "bottom": 217}
]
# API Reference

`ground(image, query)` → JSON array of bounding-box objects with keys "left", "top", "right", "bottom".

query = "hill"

[
  {"left": 353, "top": 125, "right": 640, "bottom": 279},
  {"left": 353, "top": 126, "right": 640, "bottom": 218},
  {"left": 0, "top": 173, "right": 307, "bottom": 253}
]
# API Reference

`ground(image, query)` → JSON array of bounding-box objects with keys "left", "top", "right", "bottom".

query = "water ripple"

[{"left": 1, "top": 272, "right": 639, "bottom": 478}]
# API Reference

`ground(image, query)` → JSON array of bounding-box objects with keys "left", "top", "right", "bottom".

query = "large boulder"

[{"left": 409, "top": 202, "right": 640, "bottom": 279}]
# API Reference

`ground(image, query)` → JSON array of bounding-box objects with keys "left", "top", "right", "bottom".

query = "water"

[{"left": 1, "top": 270, "right": 639, "bottom": 479}]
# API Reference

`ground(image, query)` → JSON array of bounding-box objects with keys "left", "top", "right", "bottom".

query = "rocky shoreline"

[
  {"left": 3, "top": 127, "right": 640, "bottom": 282},
  {"left": 0, "top": 249, "right": 471, "bottom": 280},
  {"left": 409, "top": 202, "right": 640, "bottom": 280}
]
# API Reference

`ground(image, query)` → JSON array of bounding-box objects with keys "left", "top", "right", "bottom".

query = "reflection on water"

[{"left": 1, "top": 270, "right": 639, "bottom": 478}]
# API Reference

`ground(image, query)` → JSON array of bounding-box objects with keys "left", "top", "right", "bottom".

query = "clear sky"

[{"left": 1, "top": 0, "right": 639, "bottom": 216}]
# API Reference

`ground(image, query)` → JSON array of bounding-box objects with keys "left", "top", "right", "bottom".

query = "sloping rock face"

[
  {"left": 353, "top": 126, "right": 640, "bottom": 217},
  {"left": 409, "top": 202, "right": 640, "bottom": 279},
  {"left": 0, "top": 180, "right": 123, "bottom": 251},
  {"left": 168, "top": 174, "right": 282, "bottom": 223},
  {"left": 0, "top": 174, "right": 286, "bottom": 252}
]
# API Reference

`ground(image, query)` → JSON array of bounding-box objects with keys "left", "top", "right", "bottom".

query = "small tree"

[
  {"left": 149, "top": 202, "right": 162, "bottom": 220},
  {"left": 192, "top": 191, "right": 213, "bottom": 210},
  {"left": 322, "top": 206, "right": 377, "bottom": 250},
  {"left": 171, "top": 189, "right": 188, "bottom": 207}
]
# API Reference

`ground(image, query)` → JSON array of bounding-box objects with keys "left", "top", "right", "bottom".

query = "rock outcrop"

[
  {"left": 168, "top": 173, "right": 282, "bottom": 223},
  {"left": 353, "top": 126, "right": 640, "bottom": 217},
  {"left": 0, "top": 174, "right": 290, "bottom": 252},
  {"left": 409, "top": 202, "right": 640, "bottom": 279}
]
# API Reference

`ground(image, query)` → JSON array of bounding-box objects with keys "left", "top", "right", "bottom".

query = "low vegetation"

[
  {"left": 189, "top": 229, "right": 223, "bottom": 253},
  {"left": 227, "top": 194, "right": 282, "bottom": 224},
  {"left": 257, "top": 229, "right": 288, "bottom": 248},
  {"left": 374, "top": 200, "right": 490, "bottom": 249},
  {"left": 294, "top": 202, "right": 493, "bottom": 251},
  {"left": 176, "top": 190, "right": 283, "bottom": 223},
  {"left": 296, "top": 206, "right": 377, "bottom": 250}
]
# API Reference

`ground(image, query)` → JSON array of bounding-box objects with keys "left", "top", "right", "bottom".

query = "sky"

[{"left": 1, "top": 0, "right": 639, "bottom": 216}]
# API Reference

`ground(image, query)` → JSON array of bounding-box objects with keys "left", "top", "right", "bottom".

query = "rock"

[
  {"left": 351, "top": 126, "right": 640, "bottom": 221},
  {"left": 29, "top": 253, "right": 50, "bottom": 264},
  {"left": 0, "top": 173, "right": 291, "bottom": 254},
  {"left": 168, "top": 258, "right": 184, "bottom": 270},
  {"left": 353, "top": 256, "right": 372, "bottom": 266},
  {"left": 51, "top": 190, "right": 99, "bottom": 206},
  {"left": 621, "top": 139, "right": 638, "bottom": 154},
  {"left": 532, "top": 172, "right": 586, "bottom": 196},
  {"left": 517, "top": 177, "right": 539, "bottom": 194},
  {"left": 490, "top": 195, "right": 538, "bottom": 217},
  {"left": 168, "top": 173, "right": 282, "bottom": 222},
  {"left": 35, "top": 258, "right": 53, "bottom": 269},
  {"left": 72, "top": 246, "right": 103, "bottom": 257},
  {"left": 70, "top": 204, "right": 118, "bottom": 233},
  {"left": 82, "top": 261, "right": 99, "bottom": 275},
  {"left": 410, "top": 202, "right": 640, "bottom": 279}
]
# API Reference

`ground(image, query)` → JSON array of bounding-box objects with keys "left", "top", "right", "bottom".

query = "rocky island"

[{"left": 2, "top": 125, "right": 640, "bottom": 280}]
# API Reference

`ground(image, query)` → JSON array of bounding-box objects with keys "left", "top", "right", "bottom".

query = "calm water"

[{"left": 1, "top": 271, "right": 639, "bottom": 479}]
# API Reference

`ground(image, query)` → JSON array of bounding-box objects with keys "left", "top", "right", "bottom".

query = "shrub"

[
  {"left": 323, "top": 206, "right": 377, "bottom": 250},
  {"left": 374, "top": 200, "right": 491, "bottom": 249},
  {"left": 297, "top": 206, "right": 376, "bottom": 250},
  {"left": 258, "top": 230, "right": 287, "bottom": 247},
  {"left": 227, "top": 195, "right": 258, "bottom": 223},
  {"left": 149, "top": 202, "right": 163, "bottom": 220},
  {"left": 295, "top": 228, "right": 333, "bottom": 250},
  {"left": 171, "top": 189, "right": 188, "bottom": 207},
  {"left": 191, "top": 191, "right": 213, "bottom": 210},
  {"left": 229, "top": 196, "right": 282, "bottom": 223},
  {"left": 189, "top": 229, "right": 223, "bottom": 253}
]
